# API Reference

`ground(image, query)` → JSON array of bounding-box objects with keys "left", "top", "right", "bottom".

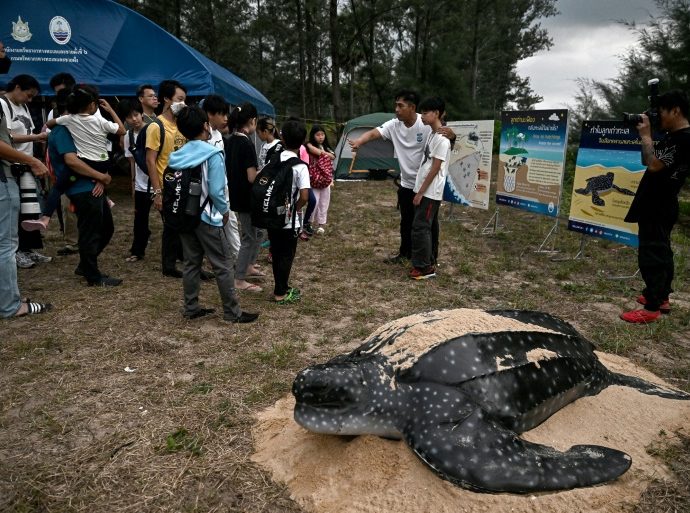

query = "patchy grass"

[{"left": 1, "top": 173, "right": 689, "bottom": 512}]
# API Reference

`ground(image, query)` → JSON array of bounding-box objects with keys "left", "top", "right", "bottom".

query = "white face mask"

[{"left": 170, "top": 101, "right": 186, "bottom": 116}]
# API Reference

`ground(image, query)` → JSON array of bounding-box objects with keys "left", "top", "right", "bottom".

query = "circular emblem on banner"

[
  {"left": 259, "top": 177, "right": 269, "bottom": 185},
  {"left": 49, "top": 16, "right": 71, "bottom": 45}
]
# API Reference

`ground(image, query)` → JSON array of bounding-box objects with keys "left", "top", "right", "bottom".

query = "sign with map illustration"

[
  {"left": 496, "top": 110, "right": 569, "bottom": 217},
  {"left": 567, "top": 121, "right": 643, "bottom": 247},
  {"left": 443, "top": 120, "right": 494, "bottom": 210}
]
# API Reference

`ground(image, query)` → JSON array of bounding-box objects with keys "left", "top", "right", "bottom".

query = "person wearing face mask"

[
  {"left": 145, "top": 79, "right": 188, "bottom": 278},
  {"left": 167, "top": 106, "right": 259, "bottom": 323}
]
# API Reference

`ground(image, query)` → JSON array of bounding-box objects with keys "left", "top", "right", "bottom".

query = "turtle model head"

[{"left": 293, "top": 354, "right": 400, "bottom": 438}]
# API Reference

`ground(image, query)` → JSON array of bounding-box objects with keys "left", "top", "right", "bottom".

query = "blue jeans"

[{"left": 0, "top": 178, "right": 21, "bottom": 317}]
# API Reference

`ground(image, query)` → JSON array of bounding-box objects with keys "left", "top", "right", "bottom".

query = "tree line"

[{"left": 117, "top": 0, "right": 557, "bottom": 123}]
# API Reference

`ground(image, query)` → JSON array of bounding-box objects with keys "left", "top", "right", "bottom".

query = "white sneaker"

[
  {"left": 16, "top": 251, "right": 36, "bottom": 268},
  {"left": 316, "top": 227, "right": 325, "bottom": 235},
  {"left": 28, "top": 250, "right": 52, "bottom": 263}
]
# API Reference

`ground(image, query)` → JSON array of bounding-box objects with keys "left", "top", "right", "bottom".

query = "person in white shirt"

[
  {"left": 201, "top": 94, "right": 240, "bottom": 258},
  {"left": 122, "top": 101, "right": 152, "bottom": 262},
  {"left": 410, "top": 97, "right": 451, "bottom": 280},
  {"left": 348, "top": 90, "right": 454, "bottom": 264},
  {"left": 267, "top": 119, "right": 310, "bottom": 304}
]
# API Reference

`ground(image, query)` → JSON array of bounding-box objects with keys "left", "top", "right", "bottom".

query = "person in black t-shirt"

[
  {"left": 621, "top": 90, "right": 690, "bottom": 323},
  {"left": 225, "top": 102, "right": 265, "bottom": 292}
]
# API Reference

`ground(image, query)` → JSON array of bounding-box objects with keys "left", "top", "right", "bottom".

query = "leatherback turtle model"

[
  {"left": 292, "top": 309, "right": 689, "bottom": 494},
  {"left": 575, "top": 172, "right": 635, "bottom": 206}
]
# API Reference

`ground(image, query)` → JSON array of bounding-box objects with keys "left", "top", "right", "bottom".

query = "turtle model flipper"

[{"left": 402, "top": 396, "right": 632, "bottom": 493}]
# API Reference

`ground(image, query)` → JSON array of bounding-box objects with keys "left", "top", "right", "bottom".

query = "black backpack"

[
  {"left": 162, "top": 163, "right": 211, "bottom": 234},
  {"left": 131, "top": 118, "right": 164, "bottom": 174},
  {"left": 251, "top": 155, "right": 301, "bottom": 230}
]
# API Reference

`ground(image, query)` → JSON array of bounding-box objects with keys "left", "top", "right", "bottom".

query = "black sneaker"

[
  {"left": 384, "top": 253, "right": 408, "bottom": 265},
  {"left": 88, "top": 276, "right": 123, "bottom": 287},
  {"left": 184, "top": 307, "right": 216, "bottom": 319},
  {"left": 226, "top": 311, "right": 260, "bottom": 323},
  {"left": 162, "top": 268, "right": 183, "bottom": 278},
  {"left": 75, "top": 267, "right": 108, "bottom": 279}
]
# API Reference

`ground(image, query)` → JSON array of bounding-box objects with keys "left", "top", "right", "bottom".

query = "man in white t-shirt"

[
  {"left": 348, "top": 90, "right": 454, "bottom": 264},
  {"left": 410, "top": 97, "right": 451, "bottom": 280}
]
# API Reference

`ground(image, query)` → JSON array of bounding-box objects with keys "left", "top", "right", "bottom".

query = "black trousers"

[
  {"left": 411, "top": 197, "right": 441, "bottom": 268},
  {"left": 267, "top": 227, "right": 298, "bottom": 296},
  {"left": 70, "top": 191, "right": 114, "bottom": 283},
  {"left": 160, "top": 211, "right": 183, "bottom": 273},
  {"left": 130, "top": 190, "right": 152, "bottom": 257},
  {"left": 638, "top": 220, "right": 675, "bottom": 311},
  {"left": 398, "top": 186, "right": 438, "bottom": 262}
]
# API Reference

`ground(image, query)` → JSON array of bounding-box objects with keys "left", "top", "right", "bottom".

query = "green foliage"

[
  {"left": 593, "top": 0, "right": 690, "bottom": 116},
  {"left": 117, "top": 0, "right": 557, "bottom": 122},
  {"left": 164, "top": 428, "right": 203, "bottom": 456}
]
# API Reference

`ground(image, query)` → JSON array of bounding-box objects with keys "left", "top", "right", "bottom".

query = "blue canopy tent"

[{"left": 1, "top": 0, "right": 274, "bottom": 116}]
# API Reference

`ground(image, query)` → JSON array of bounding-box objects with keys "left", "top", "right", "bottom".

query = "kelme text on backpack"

[
  {"left": 251, "top": 156, "right": 301, "bottom": 230},
  {"left": 162, "top": 163, "right": 211, "bottom": 234}
]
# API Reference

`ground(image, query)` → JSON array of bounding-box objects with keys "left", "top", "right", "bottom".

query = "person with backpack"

[
  {"left": 226, "top": 102, "right": 265, "bottom": 292},
  {"left": 252, "top": 119, "right": 310, "bottom": 304},
  {"left": 167, "top": 106, "right": 259, "bottom": 323},
  {"left": 121, "top": 101, "right": 152, "bottom": 262},
  {"left": 145, "top": 80, "right": 188, "bottom": 278}
]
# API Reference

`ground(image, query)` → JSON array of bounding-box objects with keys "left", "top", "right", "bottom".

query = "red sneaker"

[
  {"left": 620, "top": 309, "right": 661, "bottom": 323},
  {"left": 636, "top": 295, "right": 671, "bottom": 314},
  {"left": 409, "top": 266, "right": 436, "bottom": 280}
]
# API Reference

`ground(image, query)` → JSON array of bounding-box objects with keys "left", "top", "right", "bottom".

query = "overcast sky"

[{"left": 517, "top": 0, "right": 662, "bottom": 109}]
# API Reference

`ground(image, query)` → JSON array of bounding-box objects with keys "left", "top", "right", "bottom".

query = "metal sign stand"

[
  {"left": 534, "top": 218, "right": 560, "bottom": 254},
  {"left": 550, "top": 233, "right": 589, "bottom": 262},
  {"left": 607, "top": 268, "right": 640, "bottom": 280},
  {"left": 481, "top": 208, "right": 501, "bottom": 235}
]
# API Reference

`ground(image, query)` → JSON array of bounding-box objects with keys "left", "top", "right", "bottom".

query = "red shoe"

[
  {"left": 620, "top": 308, "right": 661, "bottom": 324},
  {"left": 636, "top": 295, "right": 671, "bottom": 314},
  {"left": 409, "top": 266, "right": 436, "bottom": 280}
]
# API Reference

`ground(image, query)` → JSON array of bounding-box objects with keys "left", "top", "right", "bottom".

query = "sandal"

[
  {"left": 236, "top": 282, "right": 263, "bottom": 292},
  {"left": 125, "top": 255, "right": 143, "bottom": 262},
  {"left": 15, "top": 300, "right": 52, "bottom": 317},
  {"left": 247, "top": 270, "right": 267, "bottom": 278}
]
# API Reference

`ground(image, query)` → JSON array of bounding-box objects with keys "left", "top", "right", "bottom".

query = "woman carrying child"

[{"left": 22, "top": 84, "right": 124, "bottom": 232}]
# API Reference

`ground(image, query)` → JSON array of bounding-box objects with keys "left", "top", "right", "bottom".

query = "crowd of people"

[
  {"left": 0, "top": 60, "right": 688, "bottom": 326},
  {"left": 0, "top": 71, "right": 343, "bottom": 321}
]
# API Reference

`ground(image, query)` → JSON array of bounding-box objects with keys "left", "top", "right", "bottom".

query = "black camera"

[{"left": 622, "top": 78, "right": 660, "bottom": 127}]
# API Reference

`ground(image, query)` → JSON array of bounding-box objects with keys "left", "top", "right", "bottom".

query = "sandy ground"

[{"left": 252, "top": 353, "right": 690, "bottom": 513}]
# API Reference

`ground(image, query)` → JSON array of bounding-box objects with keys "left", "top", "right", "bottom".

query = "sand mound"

[{"left": 252, "top": 353, "right": 690, "bottom": 513}]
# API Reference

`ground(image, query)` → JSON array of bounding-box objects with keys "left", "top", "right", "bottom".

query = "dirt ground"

[{"left": 1, "top": 175, "right": 689, "bottom": 512}]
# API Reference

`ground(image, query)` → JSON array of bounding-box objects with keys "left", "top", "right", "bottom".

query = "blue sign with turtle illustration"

[
  {"left": 567, "top": 121, "right": 645, "bottom": 247},
  {"left": 496, "top": 110, "right": 568, "bottom": 217}
]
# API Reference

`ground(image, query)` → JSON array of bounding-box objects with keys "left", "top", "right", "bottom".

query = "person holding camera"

[
  {"left": 621, "top": 90, "right": 690, "bottom": 324},
  {"left": 0, "top": 93, "right": 51, "bottom": 318}
]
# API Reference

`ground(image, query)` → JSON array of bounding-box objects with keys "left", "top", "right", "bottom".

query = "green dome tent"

[{"left": 334, "top": 113, "right": 401, "bottom": 179}]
